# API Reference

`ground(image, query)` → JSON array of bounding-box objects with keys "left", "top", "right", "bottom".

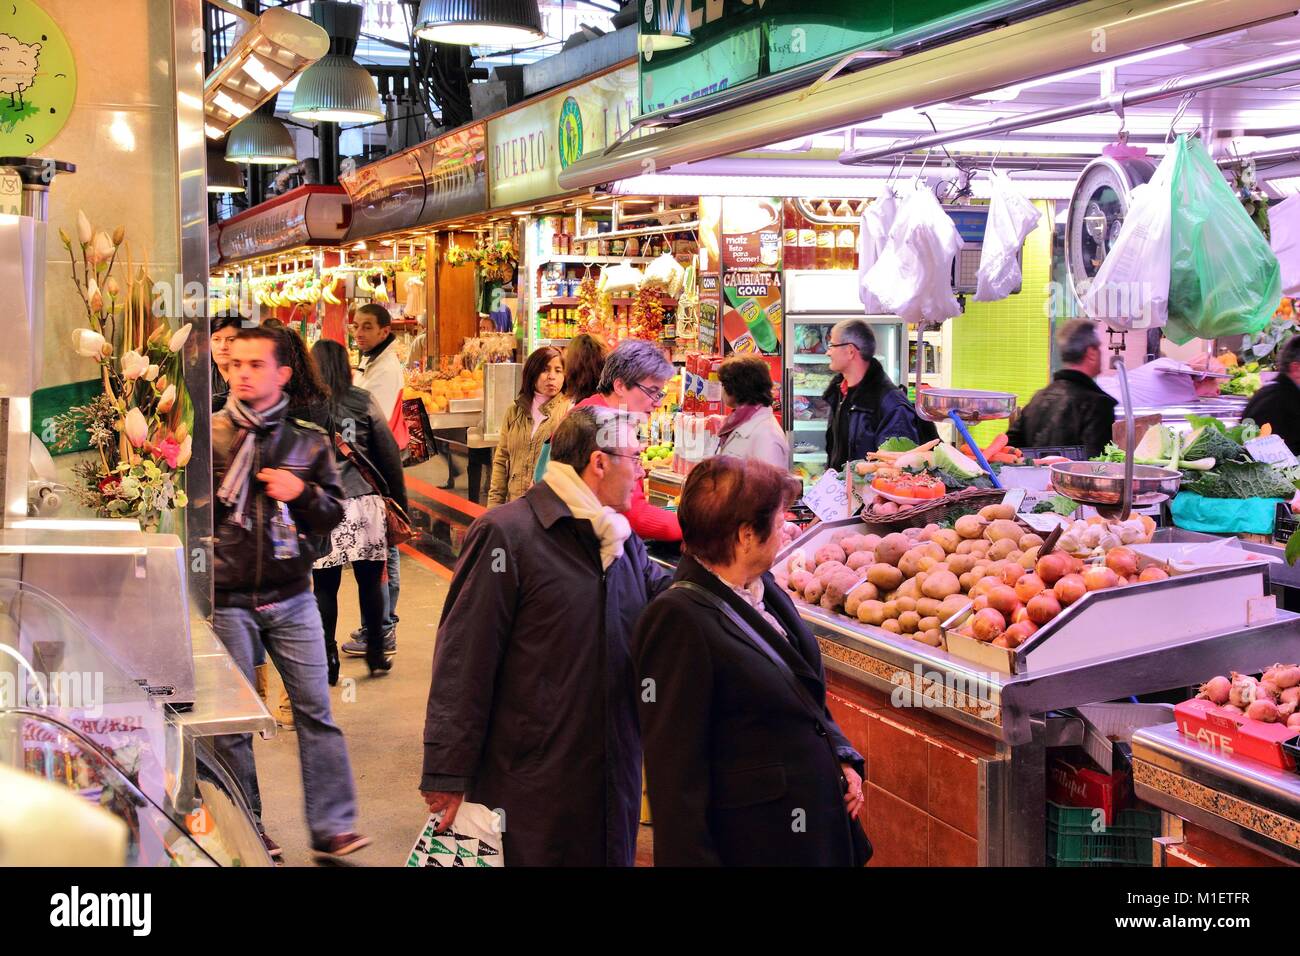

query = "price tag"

[
  {"left": 1020, "top": 512, "right": 1068, "bottom": 533},
  {"left": 801, "top": 469, "right": 860, "bottom": 523},
  {"left": 1001, "top": 488, "right": 1027, "bottom": 513},
  {"left": 1245, "top": 435, "right": 1297, "bottom": 468}
]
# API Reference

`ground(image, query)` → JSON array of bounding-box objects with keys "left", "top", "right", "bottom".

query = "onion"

[
  {"left": 999, "top": 563, "right": 1026, "bottom": 587},
  {"left": 1246, "top": 698, "right": 1281, "bottom": 723},
  {"left": 1138, "top": 566, "right": 1169, "bottom": 583},
  {"left": 1197, "top": 675, "right": 1232, "bottom": 706},
  {"left": 1279, "top": 700, "right": 1298, "bottom": 720},
  {"left": 1053, "top": 574, "right": 1087, "bottom": 607},
  {"left": 971, "top": 608, "right": 1007, "bottom": 643},
  {"left": 1229, "top": 672, "right": 1259, "bottom": 709},
  {"left": 1273, "top": 666, "right": 1300, "bottom": 690},
  {"left": 987, "top": 585, "right": 1021, "bottom": 617},
  {"left": 1289, "top": 713, "right": 1300, "bottom": 731},
  {"left": 1259, "top": 680, "right": 1281, "bottom": 702},
  {"left": 1281, "top": 686, "right": 1300, "bottom": 707},
  {"left": 1082, "top": 566, "right": 1119, "bottom": 591},
  {"left": 1036, "top": 553, "right": 1070, "bottom": 585},
  {"left": 1027, "top": 592, "right": 1062, "bottom": 625},
  {"left": 1221, "top": 704, "right": 1244, "bottom": 715},
  {"left": 1015, "top": 574, "right": 1046, "bottom": 604},
  {"left": 1003, "top": 621, "right": 1037, "bottom": 648}
]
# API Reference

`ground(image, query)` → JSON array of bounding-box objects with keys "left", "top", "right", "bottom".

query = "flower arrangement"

[
  {"left": 445, "top": 237, "right": 518, "bottom": 281},
  {"left": 50, "top": 211, "right": 193, "bottom": 531}
]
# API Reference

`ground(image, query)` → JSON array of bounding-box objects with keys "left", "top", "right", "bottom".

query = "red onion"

[
  {"left": 1246, "top": 698, "right": 1280, "bottom": 723},
  {"left": 1197, "top": 675, "right": 1232, "bottom": 706}
]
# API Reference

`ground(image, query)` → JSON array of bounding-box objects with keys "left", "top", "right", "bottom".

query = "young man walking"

[{"left": 212, "top": 326, "right": 369, "bottom": 862}]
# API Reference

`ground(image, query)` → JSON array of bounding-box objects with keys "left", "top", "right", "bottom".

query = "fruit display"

[
  {"left": 958, "top": 433, "right": 1025, "bottom": 465},
  {"left": 772, "top": 502, "right": 1171, "bottom": 651},
  {"left": 871, "top": 473, "right": 946, "bottom": 501},
  {"left": 640, "top": 441, "right": 674, "bottom": 469},
  {"left": 851, "top": 438, "right": 999, "bottom": 517},
  {"left": 403, "top": 367, "right": 484, "bottom": 415},
  {"left": 1191, "top": 665, "right": 1300, "bottom": 731}
]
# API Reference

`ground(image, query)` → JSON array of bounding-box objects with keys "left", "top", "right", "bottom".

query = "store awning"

[{"left": 557, "top": 0, "right": 1299, "bottom": 190}]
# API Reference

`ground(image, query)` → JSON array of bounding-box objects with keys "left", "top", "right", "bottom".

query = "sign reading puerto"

[{"left": 489, "top": 65, "right": 640, "bottom": 207}]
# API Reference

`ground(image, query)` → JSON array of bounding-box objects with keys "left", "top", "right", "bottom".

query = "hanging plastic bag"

[
  {"left": 1081, "top": 149, "right": 1176, "bottom": 331},
  {"left": 862, "top": 183, "right": 964, "bottom": 324},
  {"left": 1165, "top": 135, "right": 1281, "bottom": 344},
  {"left": 858, "top": 187, "right": 899, "bottom": 314},
  {"left": 973, "top": 171, "right": 1041, "bottom": 302},
  {"left": 1268, "top": 192, "right": 1300, "bottom": 296}
]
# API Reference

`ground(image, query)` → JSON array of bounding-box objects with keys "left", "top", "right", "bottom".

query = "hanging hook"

[{"left": 1166, "top": 92, "right": 1196, "bottom": 144}]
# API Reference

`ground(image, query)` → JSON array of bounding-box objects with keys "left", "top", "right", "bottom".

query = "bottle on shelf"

[
  {"left": 783, "top": 201, "right": 803, "bottom": 269},
  {"left": 814, "top": 199, "right": 835, "bottom": 269},
  {"left": 797, "top": 206, "right": 816, "bottom": 272},
  {"left": 834, "top": 199, "right": 858, "bottom": 271}
]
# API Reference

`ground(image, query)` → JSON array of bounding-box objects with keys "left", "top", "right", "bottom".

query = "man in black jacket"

[
  {"left": 1007, "top": 319, "right": 1117, "bottom": 459},
  {"left": 1243, "top": 335, "right": 1300, "bottom": 455},
  {"left": 419, "top": 406, "right": 671, "bottom": 866},
  {"left": 823, "top": 318, "right": 924, "bottom": 471},
  {"left": 212, "top": 327, "right": 367, "bottom": 863}
]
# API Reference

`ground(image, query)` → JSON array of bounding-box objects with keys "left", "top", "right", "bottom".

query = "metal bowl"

[
  {"left": 1049, "top": 461, "right": 1183, "bottom": 507},
  {"left": 917, "top": 388, "right": 1018, "bottom": 423}
]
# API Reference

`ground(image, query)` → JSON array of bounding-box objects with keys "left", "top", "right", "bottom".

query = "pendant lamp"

[
  {"left": 207, "top": 147, "right": 246, "bottom": 193},
  {"left": 414, "top": 0, "right": 545, "bottom": 47},
  {"left": 291, "top": 1, "right": 383, "bottom": 123},
  {"left": 225, "top": 103, "right": 298, "bottom": 165},
  {"left": 639, "top": 0, "right": 693, "bottom": 54}
]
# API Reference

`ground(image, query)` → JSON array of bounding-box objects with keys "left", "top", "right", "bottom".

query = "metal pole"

[{"left": 839, "top": 47, "right": 1300, "bottom": 166}]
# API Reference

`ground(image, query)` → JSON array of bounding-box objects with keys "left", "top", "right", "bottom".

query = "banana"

[
  {"left": 357, "top": 273, "right": 374, "bottom": 295},
  {"left": 321, "top": 276, "right": 342, "bottom": 306},
  {"left": 372, "top": 279, "right": 389, "bottom": 303}
]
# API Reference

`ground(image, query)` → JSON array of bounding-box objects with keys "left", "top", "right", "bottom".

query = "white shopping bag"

[
  {"left": 406, "top": 802, "right": 504, "bottom": 868},
  {"left": 862, "top": 182, "right": 964, "bottom": 324},
  {"left": 973, "top": 171, "right": 1041, "bottom": 302},
  {"left": 1081, "top": 149, "right": 1175, "bottom": 331},
  {"left": 1268, "top": 192, "right": 1300, "bottom": 296},
  {"left": 858, "top": 187, "right": 899, "bottom": 313}
]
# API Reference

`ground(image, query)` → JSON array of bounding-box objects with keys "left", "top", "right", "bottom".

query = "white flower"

[
  {"left": 77, "top": 210, "right": 92, "bottom": 246},
  {"left": 144, "top": 364, "right": 159, "bottom": 382},
  {"left": 177, "top": 434, "right": 192, "bottom": 467},
  {"left": 124, "top": 408, "right": 148, "bottom": 448},
  {"left": 121, "top": 349, "right": 148, "bottom": 381},
  {"left": 87, "top": 276, "right": 103, "bottom": 313},
  {"left": 157, "top": 384, "right": 177, "bottom": 414},
  {"left": 168, "top": 322, "right": 192, "bottom": 353},
  {"left": 89, "top": 230, "right": 115, "bottom": 265},
  {"left": 71, "top": 328, "right": 106, "bottom": 358}
]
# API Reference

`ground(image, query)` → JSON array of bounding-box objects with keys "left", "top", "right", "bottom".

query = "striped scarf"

[{"left": 217, "top": 394, "right": 288, "bottom": 528}]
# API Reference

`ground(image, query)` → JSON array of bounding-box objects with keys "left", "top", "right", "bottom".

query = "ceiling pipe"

[{"left": 839, "top": 45, "right": 1300, "bottom": 165}]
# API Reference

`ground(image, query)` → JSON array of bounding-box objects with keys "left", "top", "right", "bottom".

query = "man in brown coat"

[{"left": 420, "top": 406, "right": 671, "bottom": 865}]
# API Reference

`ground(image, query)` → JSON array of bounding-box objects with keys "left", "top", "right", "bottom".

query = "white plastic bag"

[
  {"left": 862, "top": 183, "right": 964, "bottom": 324},
  {"left": 406, "top": 802, "right": 504, "bottom": 867},
  {"left": 858, "top": 188, "right": 899, "bottom": 313},
  {"left": 1081, "top": 149, "right": 1175, "bottom": 331},
  {"left": 1268, "top": 192, "right": 1300, "bottom": 296},
  {"left": 598, "top": 263, "right": 643, "bottom": 296},
  {"left": 640, "top": 252, "right": 685, "bottom": 297},
  {"left": 973, "top": 171, "right": 1041, "bottom": 302}
]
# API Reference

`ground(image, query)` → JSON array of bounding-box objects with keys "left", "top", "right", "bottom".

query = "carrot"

[
  {"left": 960, "top": 444, "right": 976, "bottom": 458},
  {"left": 984, "top": 433, "right": 1009, "bottom": 457},
  {"left": 990, "top": 452, "right": 1019, "bottom": 464}
]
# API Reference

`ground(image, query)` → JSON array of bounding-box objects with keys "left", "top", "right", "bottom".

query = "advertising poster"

[{"left": 720, "top": 197, "right": 783, "bottom": 356}]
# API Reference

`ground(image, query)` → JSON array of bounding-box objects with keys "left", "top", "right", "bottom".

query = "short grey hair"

[
  {"left": 597, "top": 339, "right": 674, "bottom": 395},
  {"left": 1057, "top": 319, "right": 1102, "bottom": 365},
  {"left": 551, "top": 406, "right": 640, "bottom": 473},
  {"left": 831, "top": 318, "right": 875, "bottom": 359}
]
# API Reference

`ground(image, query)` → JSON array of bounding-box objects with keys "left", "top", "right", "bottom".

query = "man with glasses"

[
  {"left": 420, "top": 406, "right": 671, "bottom": 866},
  {"left": 572, "top": 338, "right": 682, "bottom": 542},
  {"left": 823, "top": 318, "right": 926, "bottom": 471}
]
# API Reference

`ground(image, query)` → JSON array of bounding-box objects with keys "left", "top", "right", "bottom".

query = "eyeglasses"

[
  {"left": 602, "top": 450, "right": 646, "bottom": 471},
  {"left": 634, "top": 382, "right": 667, "bottom": 404},
  {"left": 826, "top": 341, "right": 856, "bottom": 351}
]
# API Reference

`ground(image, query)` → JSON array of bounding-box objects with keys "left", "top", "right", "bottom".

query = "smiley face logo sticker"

[{"left": 0, "top": 1, "right": 76, "bottom": 154}]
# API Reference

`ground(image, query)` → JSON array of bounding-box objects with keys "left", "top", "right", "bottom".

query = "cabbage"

[{"left": 1182, "top": 460, "right": 1296, "bottom": 499}]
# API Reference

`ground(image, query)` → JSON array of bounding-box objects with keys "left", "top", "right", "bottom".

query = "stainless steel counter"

[
  {"left": 168, "top": 620, "right": 275, "bottom": 739},
  {"left": 1133, "top": 722, "right": 1300, "bottom": 865}
]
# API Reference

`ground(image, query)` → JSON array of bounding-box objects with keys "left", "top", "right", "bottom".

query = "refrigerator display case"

[{"left": 783, "top": 269, "right": 904, "bottom": 486}]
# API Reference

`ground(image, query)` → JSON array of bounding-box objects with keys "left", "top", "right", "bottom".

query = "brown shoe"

[
  {"left": 276, "top": 687, "right": 295, "bottom": 731},
  {"left": 312, "top": 832, "right": 372, "bottom": 861}
]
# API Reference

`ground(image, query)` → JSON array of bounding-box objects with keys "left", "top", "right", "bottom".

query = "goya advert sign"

[
  {"left": 489, "top": 64, "right": 641, "bottom": 208},
  {"left": 639, "top": 0, "right": 1042, "bottom": 119}
]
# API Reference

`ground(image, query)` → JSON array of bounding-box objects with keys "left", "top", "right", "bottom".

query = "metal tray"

[
  {"left": 1049, "top": 460, "right": 1182, "bottom": 507},
  {"left": 917, "top": 388, "right": 1017, "bottom": 423}
]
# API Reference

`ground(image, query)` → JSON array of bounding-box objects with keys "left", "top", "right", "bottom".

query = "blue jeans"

[
  {"left": 212, "top": 590, "right": 358, "bottom": 845},
  {"left": 383, "top": 545, "right": 400, "bottom": 631}
]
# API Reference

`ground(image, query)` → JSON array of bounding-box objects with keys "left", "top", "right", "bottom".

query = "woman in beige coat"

[{"left": 488, "top": 346, "right": 571, "bottom": 506}]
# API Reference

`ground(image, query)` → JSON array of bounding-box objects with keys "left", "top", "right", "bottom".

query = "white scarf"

[{"left": 542, "top": 461, "right": 631, "bottom": 570}]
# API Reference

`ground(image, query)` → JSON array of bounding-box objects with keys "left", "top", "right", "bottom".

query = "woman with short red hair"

[{"left": 634, "top": 456, "right": 870, "bottom": 866}]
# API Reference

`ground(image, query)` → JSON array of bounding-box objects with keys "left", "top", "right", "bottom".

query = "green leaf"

[
  {"left": 878, "top": 437, "right": 918, "bottom": 452},
  {"left": 1287, "top": 529, "right": 1300, "bottom": 567}
]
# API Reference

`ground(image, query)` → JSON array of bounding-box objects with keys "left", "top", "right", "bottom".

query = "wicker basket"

[{"left": 859, "top": 487, "right": 1006, "bottom": 529}]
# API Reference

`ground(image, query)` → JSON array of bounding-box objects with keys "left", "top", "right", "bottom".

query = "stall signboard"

[
  {"left": 341, "top": 148, "right": 427, "bottom": 242},
  {"left": 413, "top": 122, "right": 487, "bottom": 226},
  {"left": 488, "top": 65, "right": 640, "bottom": 208},
  {"left": 217, "top": 185, "right": 351, "bottom": 263},
  {"left": 639, "top": 0, "right": 1043, "bottom": 118}
]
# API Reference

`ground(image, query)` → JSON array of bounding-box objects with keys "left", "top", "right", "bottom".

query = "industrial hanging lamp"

[
  {"left": 226, "top": 102, "right": 298, "bottom": 165},
  {"left": 414, "top": 0, "right": 545, "bottom": 47},
  {"left": 291, "top": 1, "right": 384, "bottom": 123},
  {"left": 206, "top": 147, "right": 247, "bottom": 193}
]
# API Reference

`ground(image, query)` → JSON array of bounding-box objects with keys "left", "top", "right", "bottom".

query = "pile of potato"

[{"left": 773, "top": 504, "right": 1046, "bottom": 648}]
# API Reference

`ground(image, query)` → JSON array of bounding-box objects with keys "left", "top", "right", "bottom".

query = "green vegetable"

[
  {"left": 1033, "top": 495, "right": 1080, "bottom": 516},
  {"left": 1135, "top": 426, "right": 1174, "bottom": 461},
  {"left": 1287, "top": 529, "right": 1300, "bottom": 567},
  {"left": 878, "top": 437, "right": 918, "bottom": 452},
  {"left": 933, "top": 443, "right": 984, "bottom": 479},
  {"left": 1183, "top": 459, "right": 1296, "bottom": 499},
  {"left": 931, "top": 469, "right": 995, "bottom": 492},
  {"left": 1182, "top": 425, "right": 1244, "bottom": 463}
]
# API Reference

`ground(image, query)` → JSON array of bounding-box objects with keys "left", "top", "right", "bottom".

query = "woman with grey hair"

[{"left": 555, "top": 339, "right": 681, "bottom": 541}]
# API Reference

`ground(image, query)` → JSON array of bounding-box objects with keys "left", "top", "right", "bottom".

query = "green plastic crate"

[{"left": 1047, "top": 801, "right": 1160, "bottom": 867}]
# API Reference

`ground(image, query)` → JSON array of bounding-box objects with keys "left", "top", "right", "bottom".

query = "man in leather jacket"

[
  {"left": 1007, "top": 319, "right": 1117, "bottom": 460},
  {"left": 211, "top": 326, "right": 368, "bottom": 863}
]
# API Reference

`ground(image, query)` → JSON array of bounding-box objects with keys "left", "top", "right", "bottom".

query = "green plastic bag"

[{"left": 1165, "top": 135, "right": 1281, "bottom": 344}]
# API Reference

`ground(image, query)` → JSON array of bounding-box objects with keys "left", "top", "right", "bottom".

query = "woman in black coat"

[{"left": 635, "top": 456, "right": 869, "bottom": 866}]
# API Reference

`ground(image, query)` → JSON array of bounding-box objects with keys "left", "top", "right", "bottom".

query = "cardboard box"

[
  {"left": 1174, "top": 698, "right": 1299, "bottom": 771},
  {"left": 1047, "top": 754, "right": 1133, "bottom": 825}
]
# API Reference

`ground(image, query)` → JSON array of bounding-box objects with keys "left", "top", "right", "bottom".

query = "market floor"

[
  {"left": 250, "top": 546, "right": 657, "bottom": 867},
  {"left": 254, "top": 549, "right": 449, "bottom": 867}
]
